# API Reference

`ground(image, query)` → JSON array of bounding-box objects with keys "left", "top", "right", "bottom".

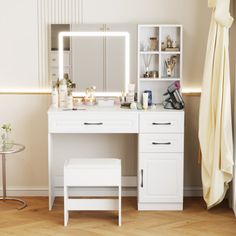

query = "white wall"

[
  {"left": 0, "top": 95, "right": 50, "bottom": 193},
  {"left": 83, "top": 0, "right": 210, "bottom": 90},
  {"left": 0, "top": 0, "right": 38, "bottom": 88},
  {"left": 0, "top": 0, "right": 210, "bottom": 90},
  {"left": 0, "top": 0, "right": 212, "bottom": 196}
]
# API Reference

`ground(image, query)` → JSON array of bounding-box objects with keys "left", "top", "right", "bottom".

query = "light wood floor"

[{"left": 0, "top": 197, "right": 236, "bottom": 236}]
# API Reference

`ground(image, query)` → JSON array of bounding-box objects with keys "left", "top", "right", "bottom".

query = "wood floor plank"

[{"left": 0, "top": 197, "right": 236, "bottom": 236}]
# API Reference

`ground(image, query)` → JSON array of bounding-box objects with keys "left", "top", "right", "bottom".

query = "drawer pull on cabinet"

[
  {"left": 141, "top": 169, "right": 144, "bottom": 188},
  {"left": 152, "top": 142, "right": 171, "bottom": 145},
  {"left": 84, "top": 122, "right": 103, "bottom": 125},
  {"left": 152, "top": 122, "right": 171, "bottom": 125}
]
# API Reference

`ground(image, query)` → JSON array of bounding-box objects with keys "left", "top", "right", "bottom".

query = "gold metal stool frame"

[{"left": 0, "top": 143, "right": 27, "bottom": 210}]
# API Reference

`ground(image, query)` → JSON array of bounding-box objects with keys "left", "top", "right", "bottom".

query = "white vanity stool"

[{"left": 64, "top": 158, "right": 122, "bottom": 226}]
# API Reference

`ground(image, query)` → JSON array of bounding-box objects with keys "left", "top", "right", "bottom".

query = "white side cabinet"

[
  {"left": 137, "top": 24, "right": 184, "bottom": 211},
  {"left": 138, "top": 111, "right": 184, "bottom": 210},
  {"left": 49, "top": 24, "right": 71, "bottom": 85},
  {"left": 49, "top": 51, "right": 71, "bottom": 85}
]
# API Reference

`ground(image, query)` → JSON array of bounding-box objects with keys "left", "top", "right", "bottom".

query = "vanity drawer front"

[
  {"left": 50, "top": 51, "right": 70, "bottom": 67},
  {"left": 139, "top": 134, "right": 184, "bottom": 153},
  {"left": 140, "top": 112, "right": 184, "bottom": 133},
  {"left": 49, "top": 112, "right": 139, "bottom": 133}
]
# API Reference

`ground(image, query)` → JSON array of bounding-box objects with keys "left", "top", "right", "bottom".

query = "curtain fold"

[{"left": 199, "top": 0, "right": 234, "bottom": 209}]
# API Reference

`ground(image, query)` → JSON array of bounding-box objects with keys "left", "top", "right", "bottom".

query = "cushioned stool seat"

[{"left": 64, "top": 158, "right": 122, "bottom": 226}]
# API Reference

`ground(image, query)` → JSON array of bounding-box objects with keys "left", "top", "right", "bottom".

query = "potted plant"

[{"left": 1, "top": 123, "right": 13, "bottom": 150}]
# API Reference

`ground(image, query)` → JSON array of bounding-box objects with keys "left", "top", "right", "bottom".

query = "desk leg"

[
  {"left": 2, "top": 154, "right": 6, "bottom": 200},
  {"left": 48, "top": 133, "right": 55, "bottom": 210}
]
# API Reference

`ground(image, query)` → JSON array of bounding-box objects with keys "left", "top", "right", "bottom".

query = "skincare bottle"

[
  {"left": 121, "top": 91, "right": 126, "bottom": 103},
  {"left": 59, "top": 78, "right": 67, "bottom": 108},
  {"left": 51, "top": 87, "right": 58, "bottom": 108},
  {"left": 143, "top": 92, "right": 149, "bottom": 110},
  {"left": 126, "top": 84, "right": 135, "bottom": 103},
  {"left": 67, "top": 91, "right": 73, "bottom": 109},
  {"left": 144, "top": 90, "right": 152, "bottom": 106}
]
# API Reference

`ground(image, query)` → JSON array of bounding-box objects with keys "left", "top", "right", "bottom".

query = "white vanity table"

[
  {"left": 48, "top": 23, "right": 184, "bottom": 211},
  {"left": 48, "top": 105, "right": 184, "bottom": 211}
]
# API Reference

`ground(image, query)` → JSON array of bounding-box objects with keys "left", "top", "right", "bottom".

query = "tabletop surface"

[
  {"left": 0, "top": 143, "right": 25, "bottom": 154},
  {"left": 48, "top": 104, "right": 184, "bottom": 113}
]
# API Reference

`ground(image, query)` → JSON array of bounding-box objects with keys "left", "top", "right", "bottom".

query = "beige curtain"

[{"left": 199, "top": 0, "right": 234, "bottom": 209}]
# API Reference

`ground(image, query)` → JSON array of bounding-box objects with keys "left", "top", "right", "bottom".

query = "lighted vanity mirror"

[{"left": 49, "top": 24, "right": 137, "bottom": 96}]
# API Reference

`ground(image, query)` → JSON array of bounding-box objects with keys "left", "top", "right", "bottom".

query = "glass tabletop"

[{"left": 0, "top": 143, "right": 25, "bottom": 154}]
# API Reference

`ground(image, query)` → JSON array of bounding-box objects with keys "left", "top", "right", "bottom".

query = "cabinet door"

[
  {"left": 71, "top": 24, "right": 104, "bottom": 91},
  {"left": 139, "top": 153, "right": 183, "bottom": 203}
]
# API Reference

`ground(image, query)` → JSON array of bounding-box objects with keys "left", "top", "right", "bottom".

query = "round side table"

[{"left": 0, "top": 143, "right": 27, "bottom": 210}]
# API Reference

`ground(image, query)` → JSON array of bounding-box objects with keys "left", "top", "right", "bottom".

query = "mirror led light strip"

[
  {"left": 181, "top": 88, "right": 202, "bottom": 95},
  {"left": 58, "top": 31, "right": 130, "bottom": 96},
  {"left": 0, "top": 88, "right": 51, "bottom": 94}
]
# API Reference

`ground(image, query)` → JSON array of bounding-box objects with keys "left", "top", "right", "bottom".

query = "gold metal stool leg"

[
  {"left": 0, "top": 197, "right": 27, "bottom": 210},
  {"left": 1, "top": 153, "right": 27, "bottom": 210}
]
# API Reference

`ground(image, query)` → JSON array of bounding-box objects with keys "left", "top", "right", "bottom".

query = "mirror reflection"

[{"left": 49, "top": 24, "right": 137, "bottom": 93}]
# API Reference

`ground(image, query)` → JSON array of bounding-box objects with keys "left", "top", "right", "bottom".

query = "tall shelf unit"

[
  {"left": 49, "top": 24, "right": 71, "bottom": 86},
  {"left": 138, "top": 24, "right": 183, "bottom": 104}
]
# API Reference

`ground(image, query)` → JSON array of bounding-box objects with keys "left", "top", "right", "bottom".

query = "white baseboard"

[
  {"left": 0, "top": 187, "right": 49, "bottom": 196},
  {"left": 0, "top": 186, "right": 202, "bottom": 197}
]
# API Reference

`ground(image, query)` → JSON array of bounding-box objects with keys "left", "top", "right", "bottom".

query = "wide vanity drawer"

[
  {"left": 48, "top": 112, "right": 139, "bottom": 133},
  {"left": 139, "top": 112, "right": 184, "bottom": 133},
  {"left": 139, "top": 133, "right": 184, "bottom": 153}
]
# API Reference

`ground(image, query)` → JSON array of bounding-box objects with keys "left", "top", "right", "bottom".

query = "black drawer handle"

[
  {"left": 84, "top": 122, "right": 103, "bottom": 125},
  {"left": 141, "top": 169, "right": 144, "bottom": 188},
  {"left": 152, "top": 142, "right": 171, "bottom": 145},
  {"left": 152, "top": 122, "right": 171, "bottom": 125}
]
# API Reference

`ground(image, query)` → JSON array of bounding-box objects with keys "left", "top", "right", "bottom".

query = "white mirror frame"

[{"left": 58, "top": 31, "right": 130, "bottom": 96}]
